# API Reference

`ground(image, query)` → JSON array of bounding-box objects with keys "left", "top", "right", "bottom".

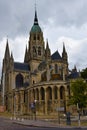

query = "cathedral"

[{"left": 1, "top": 9, "right": 79, "bottom": 117}]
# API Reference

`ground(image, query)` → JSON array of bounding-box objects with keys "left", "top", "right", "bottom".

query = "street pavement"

[
  {"left": 11, "top": 117, "right": 87, "bottom": 129},
  {"left": 0, "top": 116, "right": 87, "bottom": 130}
]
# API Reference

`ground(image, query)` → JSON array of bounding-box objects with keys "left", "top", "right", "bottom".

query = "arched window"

[
  {"left": 33, "top": 46, "right": 36, "bottom": 56},
  {"left": 60, "top": 86, "right": 65, "bottom": 99},
  {"left": 40, "top": 87, "right": 45, "bottom": 100},
  {"left": 37, "top": 35, "right": 40, "bottom": 40},
  {"left": 15, "top": 74, "right": 23, "bottom": 88},
  {"left": 36, "top": 88, "right": 39, "bottom": 100},
  {"left": 38, "top": 47, "right": 41, "bottom": 55},
  {"left": 55, "top": 64, "right": 58, "bottom": 73},
  {"left": 33, "top": 35, "right": 36, "bottom": 40},
  {"left": 33, "top": 89, "right": 35, "bottom": 100},
  {"left": 47, "top": 87, "right": 52, "bottom": 100}
]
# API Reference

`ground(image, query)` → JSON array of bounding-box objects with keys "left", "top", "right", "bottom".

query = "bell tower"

[{"left": 27, "top": 9, "right": 45, "bottom": 71}]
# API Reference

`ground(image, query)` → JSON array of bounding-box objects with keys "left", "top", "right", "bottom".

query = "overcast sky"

[{"left": 0, "top": 0, "right": 87, "bottom": 74}]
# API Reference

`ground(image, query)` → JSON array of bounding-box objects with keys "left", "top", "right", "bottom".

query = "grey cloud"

[
  {"left": 0, "top": 0, "right": 87, "bottom": 74},
  {"left": 0, "top": 0, "right": 87, "bottom": 40}
]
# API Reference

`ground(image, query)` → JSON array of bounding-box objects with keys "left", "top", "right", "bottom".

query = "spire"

[
  {"left": 62, "top": 42, "right": 68, "bottom": 62},
  {"left": 4, "top": 38, "right": 10, "bottom": 60},
  {"left": 10, "top": 52, "right": 14, "bottom": 60},
  {"left": 63, "top": 42, "right": 66, "bottom": 53},
  {"left": 34, "top": 1, "right": 38, "bottom": 25},
  {"left": 24, "top": 45, "right": 28, "bottom": 63},
  {"left": 45, "top": 39, "right": 51, "bottom": 61},
  {"left": 46, "top": 39, "right": 49, "bottom": 50}
]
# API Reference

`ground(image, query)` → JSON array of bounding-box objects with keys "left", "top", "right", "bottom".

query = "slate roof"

[
  {"left": 51, "top": 50, "right": 62, "bottom": 60},
  {"left": 14, "top": 62, "right": 30, "bottom": 71},
  {"left": 31, "top": 24, "right": 42, "bottom": 33},
  {"left": 68, "top": 72, "right": 80, "bottom": 79}
]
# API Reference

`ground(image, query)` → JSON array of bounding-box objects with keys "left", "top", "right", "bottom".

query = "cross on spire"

[{"left": 35, "top": 0, "right": 37, "bottom": 11}]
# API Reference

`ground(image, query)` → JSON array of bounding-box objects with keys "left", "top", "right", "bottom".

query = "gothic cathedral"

[{"left": 1, "top": 9, "right": 79, "bottom": 117}]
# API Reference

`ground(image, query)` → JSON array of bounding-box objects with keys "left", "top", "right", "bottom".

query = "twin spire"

[{"left": 4, "top": 38, "right": 14, "bottom": 61}]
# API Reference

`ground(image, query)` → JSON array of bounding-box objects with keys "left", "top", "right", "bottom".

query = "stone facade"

[{"left": 1, "top": 10, "right": 79, "bottom": 117}]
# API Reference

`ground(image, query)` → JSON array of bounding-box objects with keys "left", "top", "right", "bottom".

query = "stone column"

[
  {"left": 11, "top": 92, "right": 14, "bottom": 114},
  {"left": 39, "top": 88, "right": 41, "bottom": 101},
  {"left": 45, "top": 88, "right": 47, "bottom": 115},
  {"left": 20, "top": 89, "right": 24, "bottom": 115},
  {"left": 34, "top": 89, "right": 37, "bottom": 100},
  {"left": 58, "top": 86, "right": 60, "bottom": 107},
  {"left": 27, "top": 89, "right": 30, "bottom": 114},
  {"left": 52, "top": 87, "right": 54, "bottom": 112},
  {"left": 65, "top": 85, "right": 69, "bottom": 111},
  {"left": 14, "top": 90, "right": 20, "bottom": 116}
]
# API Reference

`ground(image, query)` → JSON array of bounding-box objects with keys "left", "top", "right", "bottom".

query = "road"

[{"left": 0, "top": 117, "right": 87, "bottom": 130}]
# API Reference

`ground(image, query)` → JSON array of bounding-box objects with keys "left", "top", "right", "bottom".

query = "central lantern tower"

[{"left": 24, "top": 10, "right": 45, "bottom": 71}]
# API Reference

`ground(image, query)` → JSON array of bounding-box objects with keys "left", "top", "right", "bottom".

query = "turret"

[
  {"left": 10, "top": 52, "right": 14, "bottom": 63},
  {"left": 3, "top": 39, "right": 10, "bottom": 71},
  {"left": 4, "top": 39, "right": 10, "bottom": 62},
  {"left": 62, "top": 42, "right": 68, "bottom": 62},
  {"left": 45, "top": 39, "right": 51, "bottom": 61},
  {"left": 24, "top": 45, "right": 29, "bottom": 63}
]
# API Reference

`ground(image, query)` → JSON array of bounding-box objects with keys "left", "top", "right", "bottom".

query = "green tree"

[
  {"left": 68, "top": 79, "right": 87, "bottom": 110},
  {"left": 81, "top": 68, "right": 87, "bottom": 79}
]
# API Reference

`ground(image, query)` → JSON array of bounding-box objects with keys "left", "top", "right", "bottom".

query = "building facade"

[{"left": 1, "top": 10, "right": 79, "bottom": 117}]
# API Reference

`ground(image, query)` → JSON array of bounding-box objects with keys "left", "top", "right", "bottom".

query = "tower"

[
  {"left": 62, "top": 43, "right": 68, "bottom": 76},
  {"left": 27, "top": 9, "right": 45, "bottom": 71}
]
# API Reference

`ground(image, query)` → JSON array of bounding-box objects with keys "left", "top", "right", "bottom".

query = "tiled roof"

[
  {"left": 14, "top": 62, "right": 30, "bottom": 71},
  {"left": 51, "top": 50, "right": 62, "bottom": 60}
]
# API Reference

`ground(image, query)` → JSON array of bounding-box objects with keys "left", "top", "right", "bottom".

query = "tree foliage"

[
  {"left": 81, "top": 68, "right": 87, "bottom": 79},
  {"left": 68, "top": 79, "right": 87, "bottom": 109}
]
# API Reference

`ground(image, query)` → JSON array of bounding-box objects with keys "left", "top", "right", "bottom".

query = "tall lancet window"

[
  {"left": 55, "top": 64, "right": 58, "bottom": 73},
  {"left": 38, "top": 47, "right": 41, "bottom": 55},
  {"left": 33, "top": 46, "right": 36, "bottom": 56},
  {"left": 33, "top": 35, "right": 36, "bottom": 40}
]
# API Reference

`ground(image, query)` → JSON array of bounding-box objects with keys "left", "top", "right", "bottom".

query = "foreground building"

[{"left": 1, "top": 10, "right": 79, "bottom": 117}]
